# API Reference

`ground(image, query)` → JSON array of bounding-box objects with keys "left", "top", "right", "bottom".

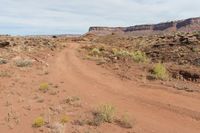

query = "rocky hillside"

[{"left": 89, "top": 17, "right": 200, "bottom": 35}]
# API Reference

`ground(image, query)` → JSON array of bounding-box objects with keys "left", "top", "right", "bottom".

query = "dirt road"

[{"left": 47, "top": 43, "right": 200, "bottom": 133}]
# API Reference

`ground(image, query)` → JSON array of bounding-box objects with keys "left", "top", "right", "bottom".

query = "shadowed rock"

[{"left": 0, "top": 41, "right": 10, "bottom": 48}]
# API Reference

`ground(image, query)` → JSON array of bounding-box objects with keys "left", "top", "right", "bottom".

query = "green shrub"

[
  {"left": 112, "top": 49, "right": 148, "bottom": 63},
  {"left": 33, "top": 117, "right": 45, "bottom": 127},
  {"left": 89, "top": 48, "right": 101, "bottom": 56},
  {"left": 39, "top": 83, "right": 49, "bottom": 92},
  {"left": 152, "top": 63, "right": 168, "bottom": 80},
  {"left": 130, "top": 51, "right": 148, "bottom": 63},
  {"left": 112, "top": 49, "right": 130, "bottom": 57}
]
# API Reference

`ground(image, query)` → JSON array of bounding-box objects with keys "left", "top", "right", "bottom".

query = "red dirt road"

[
  {"left": 48, "top": 43, "right": 200, "bottom": 133},
  {"left": 1, "top": 42, "right": 199, "bottom": 133}
]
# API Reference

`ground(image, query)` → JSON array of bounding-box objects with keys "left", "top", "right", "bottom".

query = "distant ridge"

[
  {"left": 24, "top": 34, "right": 81, "bottom": 38},
  {"left": 89, "top": 17, "right": 200, "bottom": 35}
]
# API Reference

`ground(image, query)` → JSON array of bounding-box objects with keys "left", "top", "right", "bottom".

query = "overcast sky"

[{"left": 0, "top": 0, "right": 200, "bottom": 35}]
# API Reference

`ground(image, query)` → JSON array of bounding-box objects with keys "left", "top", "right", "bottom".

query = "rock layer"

[{"left": 89, "top": 17, "right": 200, "bottom": 35}]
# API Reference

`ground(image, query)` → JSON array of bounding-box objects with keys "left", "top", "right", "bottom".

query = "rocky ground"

[
  {"left": 0, "top": 36, "right": 135, "bottom": 133},
  {"left": 81, "top": 32, "right": 200, "bottom": 89},
  {"left": 0, "top": 32, "right": 200, "bottom": 133}
]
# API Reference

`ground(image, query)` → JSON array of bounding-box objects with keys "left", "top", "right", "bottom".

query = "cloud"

[{"left": 0, "top": 0, "right": 199, "bottom": 35}]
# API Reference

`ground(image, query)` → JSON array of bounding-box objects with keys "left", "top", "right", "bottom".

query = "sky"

[{"left": 0, "top": 0, "right": 200, "bottom": 35}]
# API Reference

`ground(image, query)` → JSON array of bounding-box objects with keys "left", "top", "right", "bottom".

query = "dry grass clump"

[
  {"left": 0, "top": 58, "right": 7, "bottom": 64},
  {"left": 112, "top": 49, "right": 130, "bottom": 57},
  {"left": 64, "top": 96, "right": 80, "bottom": 104},
  {"left": 89, "top": 104, "right": 134, "bottom": 128},
  {"left": 0, "top": 71, "right": 11, "bottom": 77},
  {"left": 49, "top": 122, "right": 65, "bottom": 133},
  {"left": 152, "top": 63, "right": 168, "bottom": 80},
  {"left": 112, "top": 49, "right": 148, "bottom": 63},
  {"left": 60, "top": 115, "right": 70, "bottom": 124},
  {"left": 64, "top": 96, "right": 81, "bottom": 107},
  {"left": 89, "top": 48, "right": 101, "bottom": 56},
  {"left": 15, "top": 58, "right": 33, "bottom": 67},
  {"left": 90, "top": 104, "right": 115, "bottom": 126},
  {"left": 87, "top": 46, "right": 148, "bottom": 64},
  {"left": 116, "top": 115, "right": 133, "bottom": 129}
]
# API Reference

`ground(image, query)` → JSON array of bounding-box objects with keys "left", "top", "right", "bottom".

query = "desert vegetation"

[
  {"left": 33, "top": 117, "right": 45, "bottom": 128},
  {"left": 39, "top": 82, "right": 49, "bottom": 92},
  {"left": 0, "top": 58, "right": 7, "bottom": 64},
  {"left": 91, "top": 104, "right": 116, "bottom": 126},
  {"left": 152, "top": 63, "right": 168, "bottom": 80},
  {"left": 0, "top": 20, "right": 200, "bottom": 133},
  {"left": 15, "top": 58, "right": 33, "bottom": 67},
  {"left": 60, "top": 115, "right": 70, "bottom": 124},
  {"left": 116, "top": 114, "right": 133, "bottom": 129},
  {"left": 81, "top": 32, "right": 200, "bottom": 85},
  {"left": 90, "top": 104, "right": 133, "bottom": 129},
  {"left": 0, "top": 71, "right": 11, "bottom": 77}
]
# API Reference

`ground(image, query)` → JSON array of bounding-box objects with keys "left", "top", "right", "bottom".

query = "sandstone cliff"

[{"left": 89, "top": 17, "right": 200, "bottom": 35}]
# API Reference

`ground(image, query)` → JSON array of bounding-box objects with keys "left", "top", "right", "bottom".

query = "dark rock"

[
  {"left": 179, "top": 70, "right": 200, "bottom": 82},
  {"left": 176, "top": 19, "right": 192, "bottom": 29},
  {"left": 0, "top": 41, "right": 10, "bottom": 48},
  {"left": 152, "top": 44, "right": 162, "bottom": 48},
  {"left": 169, "top": 43, "right": 175, "bottom": 47},
  {"left": 52, "top": 36, "right": 57, "bottom": 38},
  {"left": 125, "top": 25, "right": 152, "bottom": 32},
  {"left": 153, "top": 21, "right": 174, "bottom": 31},
  {"left": 193, "top": 58, "right": 200, "bottom": 66},
  {"left": 179, "top": 36, "right": 190, "bottom": 44}
]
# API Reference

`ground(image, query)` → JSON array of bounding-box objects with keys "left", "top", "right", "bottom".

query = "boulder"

[{"left": 0, "top": 41, "right": 10, "bottom": 48}]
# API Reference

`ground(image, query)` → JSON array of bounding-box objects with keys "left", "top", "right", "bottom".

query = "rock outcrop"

[
  {"left": 89, "top": 17, "right": 200, "bottom": 35},
  {"left": 89, "top": 27, "right": 126, "bottom": 35},
  {"left": 0, "top": 41, "right": 10, "bottom": 48}
]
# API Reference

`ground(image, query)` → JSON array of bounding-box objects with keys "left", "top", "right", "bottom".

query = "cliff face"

[
  {"left": 89, "top": 17, "right": 200, "bottom": 35},
  {"left": 88, "top": 27, "right": 126, "bottom": 35}
]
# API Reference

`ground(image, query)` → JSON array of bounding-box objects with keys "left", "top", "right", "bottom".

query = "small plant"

[
  {"left": 60, "top": 115, "right": 70, "bottom": 124},
  {"left": 152, "top": 63, "right": 168, "bottom": 80},
  {"left": 50, "top": 122, "right": 65, "bottom": 133},
  {"left": 91, "top": 104, "right": 116, "bottom": 126},
  {"left": 39, "top": 83, "right": 49, "bottom": 92},
  {"left": 116, "top": 115, "right": 133, "bottom": 129},
  {"left": 65, "top": 96, "right": 80, "bottom": 104},
  {"left": 112, "top": 49, "right": 130, "bottom": 57},
  {"left": 15, "top": 59, "right": 32, "bottom": 67},
  {"left": 112, "top": 49, "right": 148, "bottom": 63},
  {"left": 0, "top": 71, "right": 11, "bottom": 77},
  {"left": 130, "top": 51, "right": 148, "bottom": 63},
  {"left": 33, "top": 117, "right": 45, "bottom": 127},
  {"left": 43, "top": 70, "right": 49, "bottom": 75},
  {"left": 73, "top": 119, "right": 87, "bottom": 126},
  {"left": 191, "top": 47, "right": 199, "bottom": 52},
  {"left": 89, "top": 48, "right": 101, "bottom": 56},
  {"left": 0, "top": 58, "right": 7, "bottom": 64}
]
